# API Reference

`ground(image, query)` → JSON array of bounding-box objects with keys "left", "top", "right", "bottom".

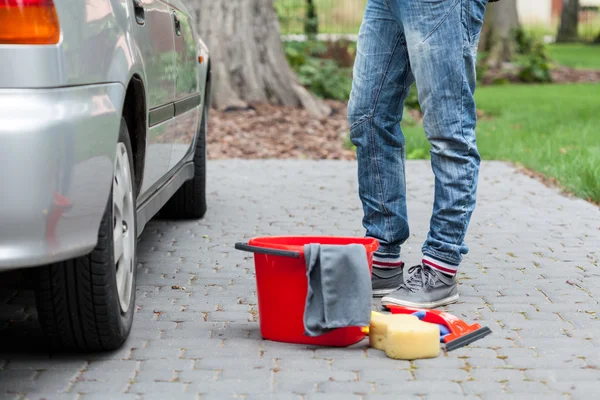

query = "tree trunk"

[
  {"left": 478, "top": 0, "right": 520, "bottom": 68},
  {"left": 190, "top": 0, "right": 330, "bottom": 118},
  {"left": 556, "top": 0, "right": 580, "bottom": 43}
]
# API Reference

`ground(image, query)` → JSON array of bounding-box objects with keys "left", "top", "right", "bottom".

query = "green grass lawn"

[
  {"left": 402, "top": 83, "right": 600, "bottom": 203},
  {"left": 547, "top": 43, "right": 600, "bottom": 70}
]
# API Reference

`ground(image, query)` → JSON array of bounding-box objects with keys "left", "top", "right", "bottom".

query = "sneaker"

[
  {"left": 381, "top": 264, "right": 459, "bottom": 309},
  {"left": 372, "top": 265, "right": 404, "bottom": 297}
]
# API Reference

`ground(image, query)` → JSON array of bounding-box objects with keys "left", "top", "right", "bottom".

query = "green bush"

[
  {"left": 284, "top": 40, "right": 353, "bottom": 100},
  {"left": 297, "top": 58, "right": 353, "bottom": 100},
  {"left": 404, "top": 83, "right": 420, "bottom": 111},
  {"left": 514, "top": 29, "right": 552, "bottom": 83}
]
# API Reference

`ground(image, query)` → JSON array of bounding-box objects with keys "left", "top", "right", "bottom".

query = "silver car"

[{"left": 0, "top": 0, "right": 211, "bottom": 351}]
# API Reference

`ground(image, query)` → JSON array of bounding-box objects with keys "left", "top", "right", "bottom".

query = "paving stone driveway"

[{"left": 1, "top": 160, "right": 599, "bottom": 400}]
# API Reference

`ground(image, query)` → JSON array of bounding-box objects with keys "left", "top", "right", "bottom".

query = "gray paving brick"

[
  {"left": 495, "top": 347, "right": 538, "bottom": 359},
  {"left": 192, "top": 378, "right": 272, "bottom": 394},
  {"left": 139, "top": 359, "right": 195, "bottom": 372},
  {"left": 273, "top": 369, "right": 355, "bottom": 393},
  {"left": 128, "top": 381, "right": 186, "bottom": 394},
  {"left": 139, "top": 394, "right": 198, "bottom": 400},
  {"left": 314, "top": 348, "right": 368, "bottom": 360},
  {"left": 317, "top": 380, "right": 373, "bottom": 393},
  {"left": 422, "top": 396, "right": 481, "bottom": 400},
  {"left": 376, "top": 380, "right": 463, "bottom": 394},
  {"left": 331, "top": 358, "right": 409, "bottom": 370},
  {"left": 504, "top": 356, "right": 588, "bottom": 370},
  {"left": 358, "top": 369, "right": 412, "bottom": 382},
  {"left": 274, "top": 358, "right": 328, "bottom": 370},
  {"left": 461, "top": 380, "right": 506, "bottom": 395},
  {"left": 20, "top": 394, "right": 79, "bottom": 400},
  {"left": 5, "top": 358, "right": 87, "bottom": 371},
  {"left": 546, "top": 381, "right": 600, "bottom": 397},
  {"left": 413, "top": 356, "right": 465, "bottom": 369},
  {"left": 525, "top": 369, "right": 600, "bottom": 382},
  {"left": 0, "top": 369, "right": 74, "bottom": 393},
  {"left": 504, "top": 380, "right": 552, "bottom": 394},
  {"left": 176, "top": 369, "right": 219, "bottom": 384},
  {"left": 449, "top": 347, "right": 498, "bottom": 359},
  {"left": 469, "top": 368, "right": 526, "bottom": 382},
  {"left": 85, "top": 360, "right": 138, "bottom": 375},
  {"left": 194, "top": 357, "right": 270, "bottom": 370},
  {"left": 364, "top": 395, "right": 418, "bottom": 400},
  {"left": 462, "top": 357, "right": 507, "bottom": 368},
  {"left": 244, "top": 395, "right": 301, "bottom": 400},
  {"left": 413, "top": 368, "right": 471, "bottom": 381},
  {"left": 219, "top": 367, "right": 272, "bottom": 380},
  {"left": 70, "top": 380, "right": 130, "bottom": 394},
  {"left": 480, "top": 395, "right": 567, "bottom": 400},
  {"left": 78, "top": 393, "right": 138, "bottom": 399},
  {"left": 308, "top": 394, "right": 363, "bottom": 400}
]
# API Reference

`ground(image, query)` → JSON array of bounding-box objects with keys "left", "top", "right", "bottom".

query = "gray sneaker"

[
  {"left": 372, "top": 265, "right": 404, "bottom": 297},
  {"left": 381, "top": 265, "right": 459, "bottom": 309}
]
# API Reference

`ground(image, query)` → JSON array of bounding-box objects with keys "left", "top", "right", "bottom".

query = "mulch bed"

[
  {"left": 207, "top": 100, "right": 356, "bottom": 160},
  {"left": 550, "top": 66, "right": 600, "bottom": 83},
  {"left": 482, "top": 65, "right": 600, "bottom": 85}
]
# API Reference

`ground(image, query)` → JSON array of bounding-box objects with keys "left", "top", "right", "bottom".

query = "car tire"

[
  {"left": 159, "top": 103, "right": 208, "bottom": 219},
  {"left": 35, "top": 118, "right": 137, "bottom": 351}
]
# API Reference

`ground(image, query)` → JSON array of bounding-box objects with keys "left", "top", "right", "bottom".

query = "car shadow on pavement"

[{"left": 0, "top": 270, "right": 53, "bottom": 355}]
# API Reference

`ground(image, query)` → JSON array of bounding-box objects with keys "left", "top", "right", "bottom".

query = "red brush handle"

[{"left": 386, "top": 305, "right": 483, "bottom": 344}]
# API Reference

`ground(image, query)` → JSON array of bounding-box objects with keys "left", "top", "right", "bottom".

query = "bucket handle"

[{"left": 235, "top": 242, "right": 301, "bottom": 258}]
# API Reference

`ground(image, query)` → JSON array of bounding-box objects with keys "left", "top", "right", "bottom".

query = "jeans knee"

[{"left": 347, "top": 93, "right": 371, "bottom": 132}]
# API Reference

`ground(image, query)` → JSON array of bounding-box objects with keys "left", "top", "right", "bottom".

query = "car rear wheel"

[
  {"left": 159, "top": 103, "right": 208, "bottom": 219},
  {"left": 35, "top": 118, "right": 137, "bottom": 351}
]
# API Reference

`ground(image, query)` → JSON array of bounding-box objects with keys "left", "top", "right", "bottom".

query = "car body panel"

[
  {"left": 141, "top": 119, "right": 175, "bottom": 194},
  {"left": 0, "top": 83, "right": 125, "bottom": 269},
  {"left": 169, "top": 0, "right": 204, "bottom": 169},
  {"left": 0, "top": 0, "right": 210, "bottom": 271}
]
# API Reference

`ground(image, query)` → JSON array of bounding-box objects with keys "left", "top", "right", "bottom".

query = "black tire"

[
  {"left": 160, "top": 103, "right": 208, "bottom": 219},
  {"left": 35, "top": 119, "right": 137, "bottom": 352}
]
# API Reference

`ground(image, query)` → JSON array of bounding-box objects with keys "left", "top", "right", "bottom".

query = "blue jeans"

[{"left": 348, "top": 0, "right": 488, "bottom": 267}]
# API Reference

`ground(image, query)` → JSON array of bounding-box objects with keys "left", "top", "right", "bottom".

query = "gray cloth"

[{"left": 303, "top": 243, "right": 372, "bottom": 337}]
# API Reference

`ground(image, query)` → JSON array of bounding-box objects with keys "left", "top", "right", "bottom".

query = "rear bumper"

[{"left": 0, "top": 83, "right": 125, "bottom": 270}]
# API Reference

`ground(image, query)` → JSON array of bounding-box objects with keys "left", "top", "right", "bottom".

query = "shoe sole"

[
  {"left": 372, "top": 288, "right": 401, "bottom": 298},
  {"left": 380, "top": 294, "right": 460, "bottom": 309}
]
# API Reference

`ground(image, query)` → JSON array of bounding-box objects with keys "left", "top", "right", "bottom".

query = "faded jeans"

[{"left": 348, "top": 0, "right": 488, "bottom": 267}]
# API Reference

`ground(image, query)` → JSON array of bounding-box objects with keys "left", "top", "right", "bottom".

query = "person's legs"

[
  {"left": 348, "top": 0, "right": 416, "bottom": 296},
  {"left": 382, "top": 0, "right": 488, "bottom": 308}
]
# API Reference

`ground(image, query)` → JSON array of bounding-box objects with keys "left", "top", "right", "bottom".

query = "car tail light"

[{"left": 0, "top": 0, "right": 60, "bottom": 45}]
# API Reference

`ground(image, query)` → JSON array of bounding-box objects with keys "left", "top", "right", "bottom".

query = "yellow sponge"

[{"left": 367, "top": 311, "right": 440, "bottom": 360}]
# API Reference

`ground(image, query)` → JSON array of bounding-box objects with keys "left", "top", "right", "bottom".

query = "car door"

[
  {"left": 130, "top": 0, "right": 177, "bottom": 194},
  {"left": 167, "top": 0, "right": 204, "bottom": 170}
]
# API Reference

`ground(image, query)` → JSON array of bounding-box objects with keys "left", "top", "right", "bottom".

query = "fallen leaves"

[{"left": 207, "top": 100, "right": 356, "bottom": 160}]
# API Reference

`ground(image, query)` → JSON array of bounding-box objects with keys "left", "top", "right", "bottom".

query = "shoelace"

[{"left": 403, "top": 264, "right": 438, "bottom": 293}]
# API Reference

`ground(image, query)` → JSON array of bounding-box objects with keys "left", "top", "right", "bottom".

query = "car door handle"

[
  {"left": 173, "top": 11, "right": 181, "bottom": 36},
  {"left": 133, "top": 0, "right": 145, "bottom": 25}
]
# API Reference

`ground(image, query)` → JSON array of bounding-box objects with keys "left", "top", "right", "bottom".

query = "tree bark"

[
  {"left": 556, "top": 0, "right": 580, "bottom": 43},
  {"left": 478, "top": 0, "right": 520, "bottom": 68},
  {"left": 189, "top": 0, "right": 331, "bottom": 118}
]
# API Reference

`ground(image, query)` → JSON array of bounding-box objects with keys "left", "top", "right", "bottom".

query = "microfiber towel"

[{"left": 303, "top": 243, "right": 372, "bottom": 337}]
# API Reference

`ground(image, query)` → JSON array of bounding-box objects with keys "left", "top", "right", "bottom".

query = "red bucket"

[{"left": 235, "top": 236, "right": 379, "bottom": 347}]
